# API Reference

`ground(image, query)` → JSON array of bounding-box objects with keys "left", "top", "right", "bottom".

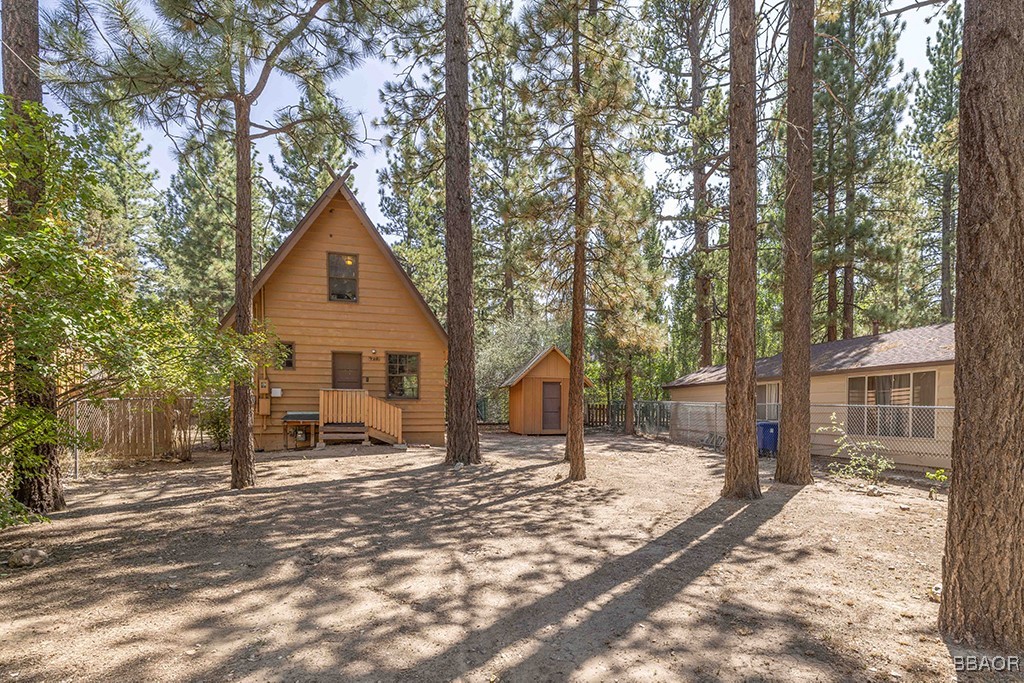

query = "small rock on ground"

[{"left": 8, "top": 548, "right": 48, "bottom": 568}]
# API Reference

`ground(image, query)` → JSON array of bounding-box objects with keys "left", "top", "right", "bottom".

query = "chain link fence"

[{"left": 588, "top": 400, "right": 953, "bottom": 471}]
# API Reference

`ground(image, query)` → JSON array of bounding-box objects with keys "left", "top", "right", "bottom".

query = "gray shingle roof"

[{"left": 663, "top": 323, "right": 955, "bottom": 388}]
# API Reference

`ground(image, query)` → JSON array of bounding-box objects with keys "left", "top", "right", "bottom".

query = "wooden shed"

[{"left": 501, "top": 347, "right": 593, "bottom": 435}]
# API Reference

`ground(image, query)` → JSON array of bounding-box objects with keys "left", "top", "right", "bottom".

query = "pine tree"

[
  {"left": 777, "top": 0, "right": 814, "bottom": 486},
  {"left": 50, "top": 0, "right": 376, "bottom": 488},
  {"left": 444, "top": 0, "right": 481, "bottom": 466},
  {"left": 269, "top": 81, "right": 356, "bottom": 238},
  {"left": 911, "top": 0, "right": 961, "bottom": 322},
  {"left": 520, "top": 0, "right": 647, "bottom": 480},
  {"left": 813, "top": 0, "right": 909, "bottom": 340},
  {"left": 379, "top": 127, "right": 448, "bottom": 321},
  {"left": 722, "top": 0, "right": 761, "bottom": 501},
  {"left": 379, "top": 0, "right": 537, "bottom": 327},
  {"left": 77, "top": 99, "right": 159, "bottom": 281},
  {"left": 151, "top": 132, "right": 272, "bottom": 315},
  {"left": 472, "top": 0, "right": 538, "bottom": 323},
  {"left": 641, "top": 0, "right": 729, "bottom": 370},
  {"left": 939, "top": 0, "right": 1024, "bottom": 652}
]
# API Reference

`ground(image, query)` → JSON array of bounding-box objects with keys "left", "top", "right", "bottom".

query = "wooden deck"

[{"left": 318, "top": 389, "right": 403, "bottom": 445}]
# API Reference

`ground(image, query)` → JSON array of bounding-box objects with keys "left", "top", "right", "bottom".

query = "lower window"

[
  {"left": 387, "top": 353, "right": 420, "bottom": 399},
  {"left": 847, "top": 371, "right": 936, "bottom": 438}
]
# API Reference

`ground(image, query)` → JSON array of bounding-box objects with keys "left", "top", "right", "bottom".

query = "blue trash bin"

[{"left": 756, "top": 421, "right": 779, "bottom": 456}]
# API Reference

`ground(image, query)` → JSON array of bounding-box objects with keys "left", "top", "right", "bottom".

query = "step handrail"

[{"left": 319, "top": 389, "right": 403, "bottom": 443}]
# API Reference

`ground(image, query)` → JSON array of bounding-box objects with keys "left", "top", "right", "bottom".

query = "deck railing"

[{"left": 318, "top": 389, "right": 403, "bottom": 443}]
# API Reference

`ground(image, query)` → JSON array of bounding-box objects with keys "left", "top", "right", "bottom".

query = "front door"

[
  {"left": 542, "top": 382, "right": 561, "bottom": 431},
  {"left": 332, "top": 352, "right": 362, "bottom": 389}
]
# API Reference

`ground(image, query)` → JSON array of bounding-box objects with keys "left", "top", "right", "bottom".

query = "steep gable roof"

[
  {"left": 220, "top": 176, "right": 447, "bottom": 342},
  {"left": 500, "top": 346, "right": 595, "bottom": 388},
  {"left": 663, "top": 323, "right": 955, "bottom": 388}
]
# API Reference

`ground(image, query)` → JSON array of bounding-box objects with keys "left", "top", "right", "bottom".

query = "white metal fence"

[{"left": 654, "top": 401, "right": 953, "bottom": 471}]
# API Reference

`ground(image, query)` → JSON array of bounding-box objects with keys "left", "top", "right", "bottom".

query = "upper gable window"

[{"left": 328, "top": 253, "right": 358, "bottom": 301}]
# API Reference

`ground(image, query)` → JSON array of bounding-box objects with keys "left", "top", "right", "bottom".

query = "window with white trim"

[
  {"left": 847, "top": 371, "right": 936, "bottom": 438},
  {"left": 756, "top": 382, "right": 780, "bottom": 421}
]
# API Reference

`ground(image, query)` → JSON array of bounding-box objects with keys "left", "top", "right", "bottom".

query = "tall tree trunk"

[
  {"left": 231, "top": 98, "right": 257, "bottom": 489},
  {"left": 564, "top": 0, "right": 592, "bottom": 481},
  {"left": 722, "top": 0, "right": 761, "bottom": 500},
  {"left": 842, "top": 216, "right": 855, "bottom": 339},
  {"left": 826, "top": 126, "right": 838, "bottom": 343},
  {"left": 4, "top": 0, "right": 65, "bottom": 514},
  {"left": 826, "top": 265, "right": 838, "bottom": 341},
  {"left": 444, "top": 0, "right": 480, "bottom": 465},
  {"left": 939, "top": 0, "right": 1024, "bottom": 651},
  {"left": 777, "top": 0, "right": 814, "bottom": 486},
  {"left": 841, "top": 1, "right": 857, "bottom": 341},
  {"left": 688, "top": 2, "right": 713, "bottom": 368},
  {"left": 940, "top": 172, "right": 954, "bottom": 321},
  {"left": 623, "top": 361, "right": 635, "bottom": 436}
]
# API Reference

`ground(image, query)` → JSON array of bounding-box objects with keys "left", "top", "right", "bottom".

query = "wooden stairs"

[
  {"left": 320, "top": 422, "right": 401, "bottom": 445},
  {"left": 318, "top": 389, "right": 403, "bottom": 446}
]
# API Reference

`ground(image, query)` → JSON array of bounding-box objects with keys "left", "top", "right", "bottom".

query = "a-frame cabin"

[{"left": 222, "top": 176, "right": 447, "bottom": 449}]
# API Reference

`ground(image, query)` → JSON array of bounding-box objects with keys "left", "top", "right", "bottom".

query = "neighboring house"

[
  {"left": 502, "top": 346, "right": 593, "bottom": 436},
  {"left": 663, "top": 324, "right": 955, "bottom": 468},
  {"left": 222, "top": 176, "right": 447, "bottom": 450}
]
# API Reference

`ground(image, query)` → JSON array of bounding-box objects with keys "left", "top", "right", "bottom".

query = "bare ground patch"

[{"left": 0, "top": 433, "right": 992, "bottom": 681}]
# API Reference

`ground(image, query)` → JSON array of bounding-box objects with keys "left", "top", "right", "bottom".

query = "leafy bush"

[
  {"left": 818, "top": 412, "right": 894, "bottom": 483},
  {"left": 197, "top": 397, "right": 231, "bottom": 451},
  {"left": 926, "top": 468, "right": 949, "bottom": 499}
]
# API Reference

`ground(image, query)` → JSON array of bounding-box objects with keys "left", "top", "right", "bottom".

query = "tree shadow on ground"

[{"left": 1, "top": 434, "right": 867, "bottom": 681}]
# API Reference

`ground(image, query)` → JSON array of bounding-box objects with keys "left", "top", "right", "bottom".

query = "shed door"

[
  {"left": 332, "top": 352, "right": 362, "bottom": 389},
  {"left": 542, "top": 382, "right": 562, "bottom": 430}
]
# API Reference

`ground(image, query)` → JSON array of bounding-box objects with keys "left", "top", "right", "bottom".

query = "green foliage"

[
  {"left": 197, "top": 397, "right": 231, "bottom": 452},
  {"left": 269, "top": 77, "right": 357, "bottom": 237},
  {"left": 819, "top": 413, "right": 894, "bottom": 483},
  {"left": 74, "top": 95, "right": 159, "bottom": 281},
  {"left": 813, "top": 0, "right": 912, "bottom": 338},
  {"left": 926, "top": 467, "right": 948, "bottom": 499},
  {"left": 0, "top": 100, "right": 135, "bottom": 526},
  {"left": 1, "top": 101, "right": 281, "bottom": 521},
  {"left": 128, "top": 300, "right": 281, "bottom": 460},
  {"left": 476, "top": 313, "right": 570, "bottom": 396},
  {"left": 149, "top": 130, "right": 277, "bottom": 315}
]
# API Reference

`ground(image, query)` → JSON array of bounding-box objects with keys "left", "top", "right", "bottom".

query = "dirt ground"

[{"left": 0, "top": 432, "right": 1012, "bottom": 682}]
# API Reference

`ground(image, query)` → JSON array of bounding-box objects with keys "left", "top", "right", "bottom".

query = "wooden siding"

[
  {"left": 508, "top": 350, "right": 572, "bottom": 435},
  {"left": 508, "top": 381, "right": 524, "bottom": 434},
  {"left": 253, "top": 195, "right": 446, "bottom": 449}
]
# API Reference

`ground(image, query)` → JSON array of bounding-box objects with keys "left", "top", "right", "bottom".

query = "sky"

[{"left": 10, "top": 2, "right": 946, "bottom": 228}]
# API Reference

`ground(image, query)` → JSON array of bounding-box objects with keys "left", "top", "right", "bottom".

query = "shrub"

[
  {"left": 197, "top": 397, "right": 231, "bottom": 451},
  {"left": 926, "top": 468, "right": 949, "bottom": 499},
  {"left": 818, "top": 412, "right": 894, "bottom": 483}
]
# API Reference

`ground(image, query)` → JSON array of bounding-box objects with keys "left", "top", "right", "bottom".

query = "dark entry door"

[
  {"left": 542, "top": 382, "right": 561, "bottom": 430},
  {"left": 332, "top": 352, "right": 362, "bottom": 389}
]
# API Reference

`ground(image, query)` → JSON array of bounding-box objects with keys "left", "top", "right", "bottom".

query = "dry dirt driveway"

[{"left": 0, "top": 433, "right": 1000, "bottom": 681}]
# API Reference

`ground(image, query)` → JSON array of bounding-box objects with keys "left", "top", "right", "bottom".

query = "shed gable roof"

[
  {"left": 663, "top": 323, "right": 955, "bottom": 388},
  {"left": 500, "top": 346, "right": 594, "bottom": 388},
  {"left": 220, "top": 176, "right": 447, "bottom": 342}
]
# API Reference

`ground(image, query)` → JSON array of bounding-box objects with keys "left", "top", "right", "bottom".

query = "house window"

[
  {"left": 328, "top": 253, "right": 358, "bottom": 301},
  {"left": 387, "top": 353, "right": 419, "bottom": 399},
  {"left": 280, "top": 342, "right": 295, "bottom": 370},
  {"left": 756, "top": 382, "right": 780, "bottom": 421},
  {"left": 847, "top": 371, "right": 936, "bottom": 438}
]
